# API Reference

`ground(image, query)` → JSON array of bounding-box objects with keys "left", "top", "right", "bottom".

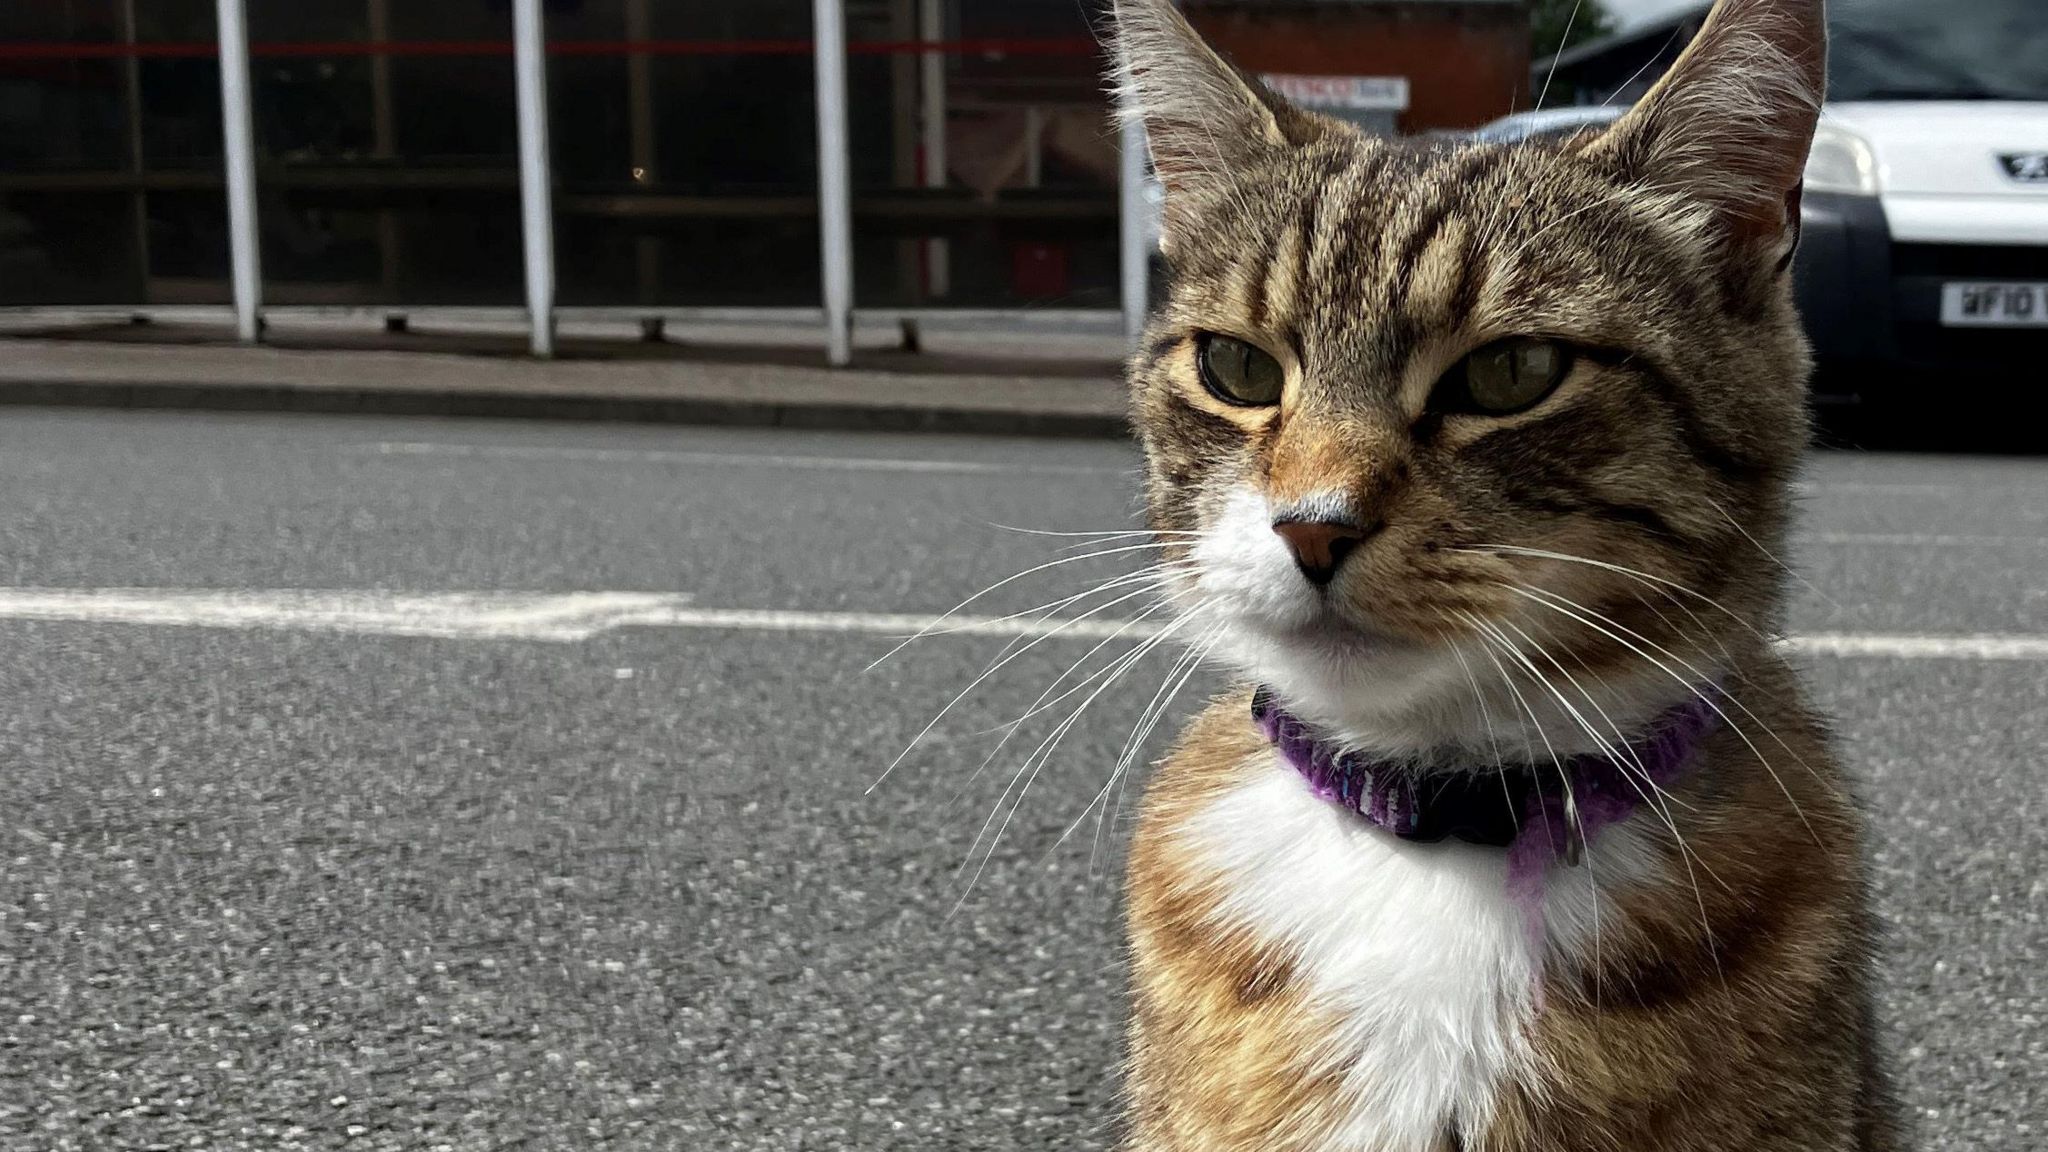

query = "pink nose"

[{"left": 1272, "top": 518, "right": 1368, "bottom": 586}]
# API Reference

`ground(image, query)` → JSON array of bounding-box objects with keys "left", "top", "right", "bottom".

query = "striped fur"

[{"left": 1113, "top": 1, "right": 1899, "bottom": 1149}]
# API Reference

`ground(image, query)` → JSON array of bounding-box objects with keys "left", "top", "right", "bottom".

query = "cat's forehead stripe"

[
  {"left": 1259, "top": 143, "right": 1512, "bottom": 354},
  {"left": 1305, "top": 145, "right": 1376, "bottom": 293},
  {"left": 1404, "top": 216, "right": 1474, "bottom": 335},
  {"left": 1222, "top": 244, "right": 1268, "bottom": 334},
  {"left": 1260, "top": 217, "right": 1307, "bottom": 337}
]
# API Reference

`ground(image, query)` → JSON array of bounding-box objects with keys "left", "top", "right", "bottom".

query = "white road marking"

[
  {"left": 0, "top": 589, "right": 1144, "bottom": 643},
  {"left": 0, "top": 590, "right": 697, "bottom": 642},
  {"left": 1795, "top": 481, "right": 1966, "bottom": 496},
  {"left": 1781, "top": 633, "right": 2048, "bottom": 661},
  {"left": 626, "top": 606, "right": 1148, "bottom": 640},
  {"left": 0, "top": 589, "right": 2042, "bottom": 659},
  {"left": 355, "top": 441, "right": 1129, "bottom": 476},
  {"left": 1805, "top": 532, "right": 2048, "bottom": 549}
]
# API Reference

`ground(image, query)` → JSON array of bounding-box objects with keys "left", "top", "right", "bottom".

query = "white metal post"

[
  {"left": 1117, "top": 62, "right": 1152, "bottom": 347},
  {"left": 512, "top": 0, "right": 557, "bottom": 357},
  {"left": 813, "top": 0, "right": 855, "bottom": 366},
  {"left": 215, "top": 0, "right": 262, "bottom": 342}
]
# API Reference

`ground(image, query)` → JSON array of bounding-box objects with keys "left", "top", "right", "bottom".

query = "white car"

[{"left": 1486, "top": 0, "right": 2048, "bottom": 413}]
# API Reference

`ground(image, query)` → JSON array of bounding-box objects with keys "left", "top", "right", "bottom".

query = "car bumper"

[{"left": 1796, "top": 191, "right": 2048, "bottom": 396}]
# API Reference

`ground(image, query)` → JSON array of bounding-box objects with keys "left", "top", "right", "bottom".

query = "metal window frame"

[
  {"left": 185, "top": 0, "right": 1149, "bottom": 361},
  {"left": 215, "top": 0, "right": 262, "bottom": 343},
  {"left": 512, "top": 0, "right": 558, "bottom": 357},
  {"left": 812, "top": 0, "right": 856, "bottom": 366}
]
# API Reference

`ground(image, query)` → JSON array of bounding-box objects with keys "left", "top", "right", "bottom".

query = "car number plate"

[{"left": 1941, "top": 282, "right": 2048, "bottom": 328}]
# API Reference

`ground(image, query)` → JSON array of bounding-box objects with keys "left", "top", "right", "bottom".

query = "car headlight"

[{"left": 1805, "top": 121, "right": 1880, "bottom": 196}]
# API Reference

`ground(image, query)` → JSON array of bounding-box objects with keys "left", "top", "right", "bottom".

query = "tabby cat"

[{"left": 1113, "top": 0, "right": 1897, "bottom": 1148}]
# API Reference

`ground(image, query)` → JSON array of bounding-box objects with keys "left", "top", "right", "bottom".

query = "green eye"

[
  {"left": 1445, "top": 339, "right": 1570, "bottom": 415},
  {"left": 1197, "top": 333, "right": 1285, "bottom": 407}
]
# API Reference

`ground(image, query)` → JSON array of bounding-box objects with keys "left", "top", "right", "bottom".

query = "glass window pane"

[
  {"left": 848, "top": 0, "right": 1118, "bottom": 311},
  {"left": 551, "top": 0, "right": 820, "bottom": 308},
  {"left": 5, "top": 0, "right": 1129, "bottom": 315},
  {"left": 0, "top": 0, "right": 227, "bottom": 304},
  {"left": 248, "top": 0, "right": 522, "bottom": 306}
]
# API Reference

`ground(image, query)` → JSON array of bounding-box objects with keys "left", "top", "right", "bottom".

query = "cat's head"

[{"left": 1117, "top": 0, "right": 1827, "bottom": 753}]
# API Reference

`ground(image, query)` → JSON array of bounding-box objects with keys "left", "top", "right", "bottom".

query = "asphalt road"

[{"left": 0, "top": 409, "right": 2041, "bottom": 1151}]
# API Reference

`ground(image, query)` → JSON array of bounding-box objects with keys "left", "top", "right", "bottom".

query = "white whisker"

[
  {"left": 951, "top": 607, "right": 1203, "bottom": 917},
  {"left": 973, "top": 595, "right": 1187, "bottom": 739},
  {"left": 1468, "top": 610, "right": 1728, "bottom": 918},
  {"left": 1700, "top": 494, "right": 1843, "bottom": 610},
  {"left": 941, "top": 596, "right": 1189, "bottom": 819},
  {"left": 1066, "top": 615, "right": 1225, "bottom": 871},
  {"left": 864, "top": 540, "right": 1190, "bottom": 672},
  {"left": 984, "top": 524, "right": 1199, "bottom": 540},
  {"left": 1466, "top": 613, "right": 1727, "bottom": 999},
  {"left": 1460, "top": 613, "right": 1603, "bottom": 999},
  {"left": 1476, "top": 610, "right": 1717, "bottom": 859},
  {"left": 1456, "top": 544, "right": 1774, "bottom": 643},
  {"left": 948, "top": 619, "right": 1172, "bottom": 830},
  {"left": 927, "top": 563, "right": 1192, "bottom": 645},
  {"left": 1501, "top": 581, "right": 1834, "bottom": 844},
  {"left": 1535, "top": 0, "right": 1584, "bottom": 112},
  {"left": 1454, "top": 609, "right": 1570, "bottom": 837},
  {"left": 869, "top": 582, "right": 1172, "bottom": 795},
  {"left": 1440, "top": 630, "right": 1518, "bottom": 826}
]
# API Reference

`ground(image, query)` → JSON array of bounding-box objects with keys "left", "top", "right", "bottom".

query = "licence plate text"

[{"left": 1941, "top": 282, "right": 2048, "bottom": 328}]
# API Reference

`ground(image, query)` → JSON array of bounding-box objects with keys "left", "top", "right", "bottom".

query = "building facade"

[{"left": 1, "top": 0, "right": 1528, "bottom": 359}]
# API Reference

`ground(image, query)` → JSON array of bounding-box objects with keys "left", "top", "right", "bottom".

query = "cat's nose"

[{"left": 1271, "top": 516, "right": 1371, "bottom": 587}]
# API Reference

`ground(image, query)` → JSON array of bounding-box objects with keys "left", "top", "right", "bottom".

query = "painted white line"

[
  {"left": 1804, "top": 532, "right": 2048, "bottom": 549},
  {"left": 0, "top": 589, "right": 1145, "bottom": 643},
  {"left": 0, "top": 589, "right": 698, "bottom": 642},
  {"left": 1779, "top": 633, "right": 2048, "bottom": 661},
  {"left": 0, "top": 589, "right": 2042, "bottom": 659},
  {"left": 1796, "top": 481, "right": 1965, "bottom": 496},
  {"left": 355, "top": 441, "right": 1129, "bottom": 476},
  {"left": 633, "top": 606, "right": 1148, "bottom": 641}
]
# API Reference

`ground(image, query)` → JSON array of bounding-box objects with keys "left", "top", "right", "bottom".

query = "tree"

[{"left": 1532, "top": 0, "right": 1616, "bottom": 61}]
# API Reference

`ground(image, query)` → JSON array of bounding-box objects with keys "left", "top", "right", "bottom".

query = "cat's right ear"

[
  {"left": 1111, "top": 0, "right": 1323, "bottom": 254},
  {"left": 1590, "top": 0, "right": 1827, "bottom": 266}
]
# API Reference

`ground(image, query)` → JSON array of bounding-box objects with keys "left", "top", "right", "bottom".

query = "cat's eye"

[
  {"left": 1440, "top": 339, "right": 1572, "bottom": 416},
  {"left": 1196, "top": 334, "right": 1285, "bottom": 407}
]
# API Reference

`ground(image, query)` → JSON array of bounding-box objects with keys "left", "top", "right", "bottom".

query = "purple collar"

[{"left": 1251, "top": 688, "right": 1720, "bottom": 860}]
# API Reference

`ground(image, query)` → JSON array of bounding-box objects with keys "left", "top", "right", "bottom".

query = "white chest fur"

[{"left": 1183, "top": 755, "right": 1626, "bottom": 1151}]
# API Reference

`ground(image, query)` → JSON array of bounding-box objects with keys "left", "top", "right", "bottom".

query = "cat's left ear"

[
  {"left": 1111, "top": 0, "right": 1327, "bottom": 254},
  {"left": 1592, "top": 0, "right": 1826, "bottom": 267}
]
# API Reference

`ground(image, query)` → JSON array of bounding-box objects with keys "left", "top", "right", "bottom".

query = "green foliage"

[{"left": 1532, "top": 0, "right": 1617, "bottom": 61}]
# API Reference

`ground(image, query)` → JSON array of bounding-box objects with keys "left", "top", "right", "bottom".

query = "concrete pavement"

[
  {"left": 0, "top": 409, "right": 2041, "bottom": 1150},
  {"left": 0, "top": 328, "right": 1130, "bottom": 438}
]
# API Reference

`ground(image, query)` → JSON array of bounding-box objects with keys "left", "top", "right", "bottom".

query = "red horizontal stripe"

[
  {"left": 0, "top": 37, "right": 1101, "bottom": 62},
  {"left": 0, "top": 41, "right": 222, "bottom": 60}
]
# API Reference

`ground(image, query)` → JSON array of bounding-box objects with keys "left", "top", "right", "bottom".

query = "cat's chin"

[{"left": 1208, "top": 614, "right": 1484, "bottom": 755}]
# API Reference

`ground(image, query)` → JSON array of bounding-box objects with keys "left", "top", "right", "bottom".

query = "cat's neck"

[{"left": 1242, "top": 641, "right": 1744, "bottom": 774}]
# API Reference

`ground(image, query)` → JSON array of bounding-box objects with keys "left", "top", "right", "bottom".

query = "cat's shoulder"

[{"left": 1138, "top": 688, "right": 1268, "bottom": 820}]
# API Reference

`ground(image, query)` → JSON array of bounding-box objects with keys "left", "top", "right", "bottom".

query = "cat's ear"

[
  {"left": 1593, "top": 0, "right": 1826, "bottom": 263},
  {"left": 1111, "top": 0, "right": 1325, "bottom": 252}
]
